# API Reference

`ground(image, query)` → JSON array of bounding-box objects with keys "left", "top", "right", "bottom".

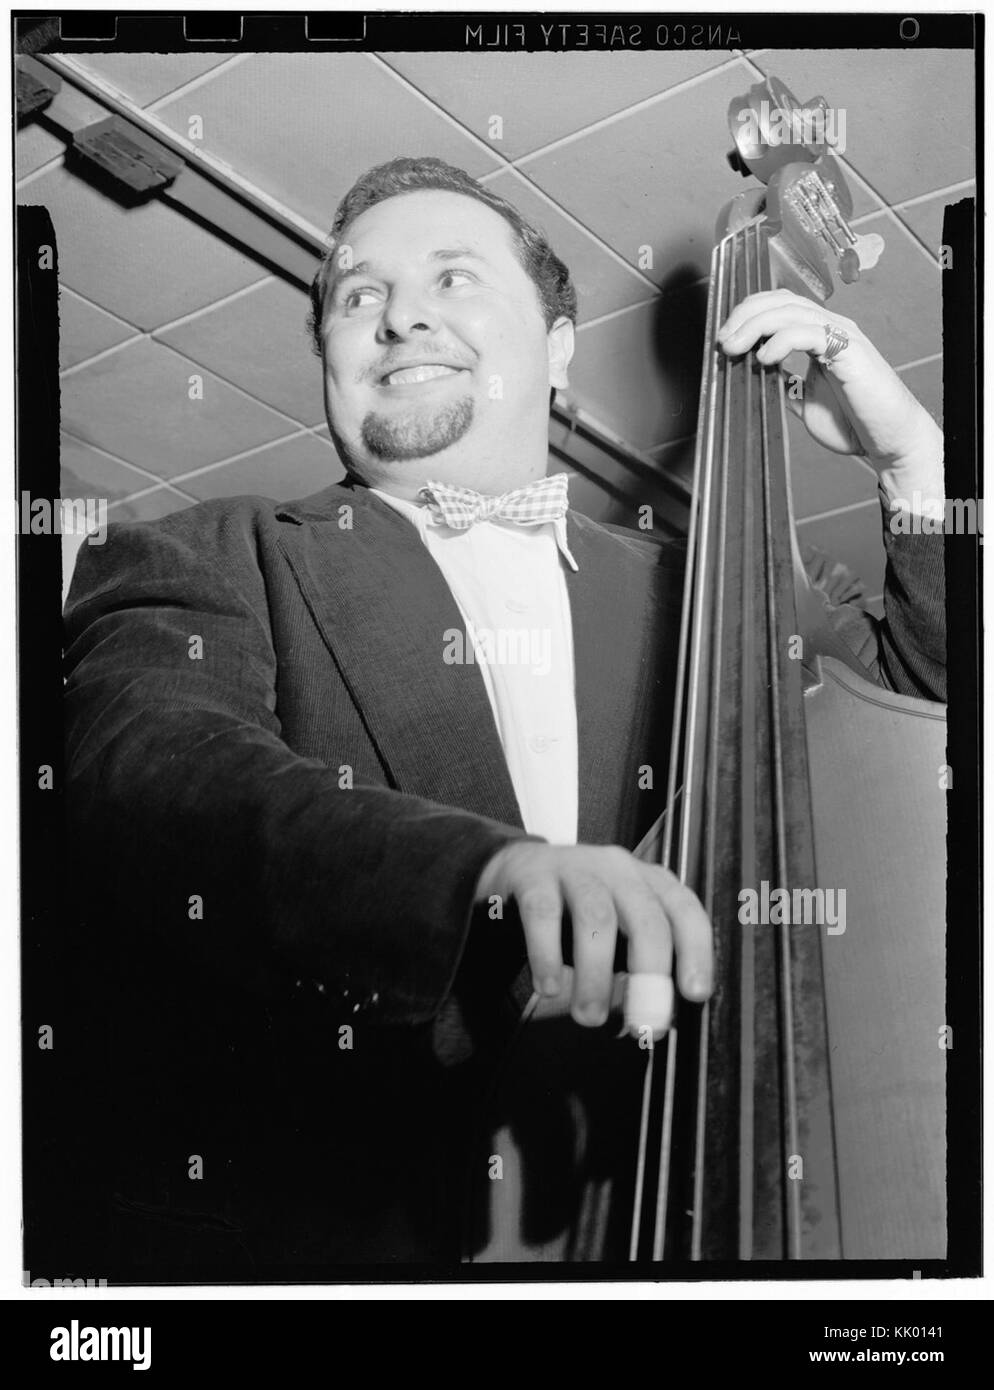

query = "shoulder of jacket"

[{"left": 105, "top": 483, "right": 354, "bottom": 549}]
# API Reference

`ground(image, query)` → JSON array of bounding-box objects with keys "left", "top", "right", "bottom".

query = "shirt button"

[
  {"left": 529, "top": 735, "right": 551, "bottom": 753},
  {"left": 505, "top": 596, "right": 530, "bottom": 613}
]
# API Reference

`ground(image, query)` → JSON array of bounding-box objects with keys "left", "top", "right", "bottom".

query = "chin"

[{"left": 359, "top": 396, "right": 475, "bottom": 463}]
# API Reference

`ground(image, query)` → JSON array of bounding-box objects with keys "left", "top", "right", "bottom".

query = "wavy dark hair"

[{"left": 307, "top": 156, "right": 577, "bottom": 354}]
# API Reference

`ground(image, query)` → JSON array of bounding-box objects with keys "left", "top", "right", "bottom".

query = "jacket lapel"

[{"left": 275, "top": 483, "right": 524, "bottom": 831}]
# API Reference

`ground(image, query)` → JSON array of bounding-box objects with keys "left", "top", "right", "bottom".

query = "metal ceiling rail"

[{"left": 35, "top": 52, "right": 330, "bottom": 254}]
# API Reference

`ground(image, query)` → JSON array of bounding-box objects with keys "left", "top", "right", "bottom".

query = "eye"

[
  {"left": 341, "top": 286, "right": 381, "bottom": 311},
  {"left": 438, "top": 268, "right": 475, "bottom": 290}
]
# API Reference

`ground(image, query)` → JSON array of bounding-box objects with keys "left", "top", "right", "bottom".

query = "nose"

[{"left": 376, "top": 284, "right": 441, "bottom": 342}]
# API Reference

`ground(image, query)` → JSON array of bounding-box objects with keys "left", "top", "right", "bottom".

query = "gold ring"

[{"left": 819, "top": 324, "right": 849, "bottom": 367}]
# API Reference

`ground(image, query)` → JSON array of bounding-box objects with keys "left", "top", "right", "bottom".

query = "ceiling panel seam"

[
  {"left": 886, "top": 179, "right": 976, "bottom": 213},
  {"left": 149, "top": 336, "right": 325, "bottom": 432},
  {"left": 167, "top": 428, "right": 322, "bottom": 486},
  {"left": 367, "top": 52, "right": 660, "bottom": 295},
  {"left": 144, "top": 53, "right": 254, "bottom": 112},
  {"left": 478, "top": 164, "right": 660, "bottom": 294},
  {"left": 61, "top": 427, "right": 201, "bottom": 499},
  {"left": 148, "top": 274, "right": 277, "bottom": 335},
  {"left": 508, "top": 53, "right": 747, "bottom": 172},
  {"left": 796, "top": 497, "right": 879, "bottom": 527}
]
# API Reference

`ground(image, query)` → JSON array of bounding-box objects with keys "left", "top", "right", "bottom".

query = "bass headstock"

[{"left": 719, "top": 75, "right": 884, "bottom": 301}]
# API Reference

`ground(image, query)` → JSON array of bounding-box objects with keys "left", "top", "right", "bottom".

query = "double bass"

[{"left": 466, "top": 75, "right": 947, "bottom": 1265}]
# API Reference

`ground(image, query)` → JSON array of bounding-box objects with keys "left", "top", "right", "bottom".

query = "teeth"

[{"left": 384, "top": 364, "right": 459, "bottom": 386}]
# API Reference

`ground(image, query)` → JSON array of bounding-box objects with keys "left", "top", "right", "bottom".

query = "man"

[{"left": 60, "top": 157, "right": 945, "bottom": 1276}]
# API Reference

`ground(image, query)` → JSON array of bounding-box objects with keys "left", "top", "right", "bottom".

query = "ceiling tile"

[
  {"left": 70, "top": 53, "right": 234, "bottom": 106},
  {"left": 893, "top": 185, "right": 976, "bottom": 259},
  {"left": 20, "top": 167, "right": 267, "bottom": 330},
  {"left": 521, "top": 60, "right": 778, "bottom": 292},
  {"left": 16, "top": 124, "right": 64, "bottom": 183},
  {"left": 61, "top": 338, "right": 294, "bottom": 478},
  {"left": 381, "top": 51, "right": 736, "bottom": 160},
  {"left": 899, "top": 357, "right": 942, "bottom": 425},
  {"left": 179, "top": 433, "right": 344, "bottom": 502},
  {"left": 155, "top": 278, "right": 326, "bottom": 425},
  {"left": 796, "top": 500, "right": 886, "bottom": 599},
  {"left": 152, "top": 53, "right": 501, "bottom": 233},
  {"left": 776, "top": 354, "right": 940, "bottom": 524},
  {"left": 107, "top": 488, "right": 196, "bottom": 522},
  {"left": 61, "top": 431, "right": 159, "bottom": 503},
  {"left": 59, "top": 289, "right": 137, "bottom": 370},
  {"left": 788, "top": 416, "right": 879, "bottom": 521},
  {"left": 748, "top": 49, "right": 976, "bottom": 209},
  {"left": 569, "top": 280, "right": 708, "bottom": 450},
  {"left": 480, "top": 168, "right": 655, "bottom": 323}
]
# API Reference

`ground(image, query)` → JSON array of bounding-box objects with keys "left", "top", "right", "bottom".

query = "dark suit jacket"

[{"left": 57, "top": 479, "right": 945, "bottom": 1278}]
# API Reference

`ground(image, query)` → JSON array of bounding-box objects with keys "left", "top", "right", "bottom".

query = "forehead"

[{"left": 341, "top": 189, "right": 520, "bottom": 264}]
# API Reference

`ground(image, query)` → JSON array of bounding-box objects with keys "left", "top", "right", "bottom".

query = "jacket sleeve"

[
  {"left": 63, "top": 509, "right": 534, "bottom": 1026},
  {"left": 807, "top": 491, "right": 946, "bottom": 703}
]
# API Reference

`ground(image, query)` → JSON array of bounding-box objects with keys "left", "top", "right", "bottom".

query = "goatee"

[{"left": 360, "top": 396, "right": 474, "bottom": 461}]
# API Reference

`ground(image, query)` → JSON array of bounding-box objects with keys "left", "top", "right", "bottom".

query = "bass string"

[
  {"left": 734, "top": 220, "right": 760, "bottom": 1260},
  {"left": 627, "top": 186, "right": 733, "bottom": 1273},
  {"left": 629, "top": 220, "right": 740, "bottom": 1261}
]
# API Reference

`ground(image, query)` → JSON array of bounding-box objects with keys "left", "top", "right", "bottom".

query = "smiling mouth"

[{"left": 380, "top": 364, "right": 465, "bottom": 387}]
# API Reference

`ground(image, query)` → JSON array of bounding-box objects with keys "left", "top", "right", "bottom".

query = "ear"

[{"left": 546, "top": 316, "right": 575, "bottom": 391}]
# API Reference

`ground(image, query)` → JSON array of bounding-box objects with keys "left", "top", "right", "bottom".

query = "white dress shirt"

[{"left": 370, "top": 486, "right": 579, "bottom": 845}]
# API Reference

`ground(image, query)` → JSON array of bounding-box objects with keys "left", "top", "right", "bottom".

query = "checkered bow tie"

[{"left": 418, "top": 472, "right": 571, "bottom": 531}]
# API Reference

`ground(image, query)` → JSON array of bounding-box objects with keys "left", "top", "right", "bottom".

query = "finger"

[
  {"left": 717, "top": 288, "right": 814, "bottom": 341},
  {"left": 562, "top": 875, "right": 617, "bottom": 1027},
  {"left": 643, "top": 866, "right": 714, "bottom": 1002},
  {"left": 614, "top": 878, "right": 672, "bottom": 976},
  {"left": 516, "top": 878, "right": 566, "bottom": 998},
  {"left": 613, "top": 878, "right": 674, "bottom": 1038},
  {"left": 755, "top": 325, "right": 839, "bottom": 368},
  {"left": 719, "top": 303, "right": 828, "bottom": 356}
]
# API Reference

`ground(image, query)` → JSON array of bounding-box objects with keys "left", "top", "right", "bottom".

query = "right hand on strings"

[{"left": 474, "top": 842, "right": 714, "bottom": 1039}]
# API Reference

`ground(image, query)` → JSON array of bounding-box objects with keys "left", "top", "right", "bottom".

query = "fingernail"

[
  {"left": 573, "top": 1000, "right": 608, "bottom": 1027},
  {"left": 684, "top": 972, "right": 712, "bottom": 1000}
]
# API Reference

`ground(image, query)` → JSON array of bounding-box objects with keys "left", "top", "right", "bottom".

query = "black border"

[{"left": 13, "top": 10, "right": 984, "bottom": 1290}]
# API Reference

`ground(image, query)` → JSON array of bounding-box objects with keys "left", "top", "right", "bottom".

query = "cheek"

[
  {"left": 322, "top": 321, "right": 376, "bottom": 388},
  {"left": 460, "top": 304, "right": 548, "bottom": 376}
]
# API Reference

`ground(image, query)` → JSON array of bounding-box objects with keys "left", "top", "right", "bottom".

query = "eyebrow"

[{"left": 329, "top": 246, "right": 489, "bottom": 295}]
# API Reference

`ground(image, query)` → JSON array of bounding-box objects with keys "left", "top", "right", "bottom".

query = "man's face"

[{"left": 318, "top": 189, "right": 573, "bottom": 495}]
